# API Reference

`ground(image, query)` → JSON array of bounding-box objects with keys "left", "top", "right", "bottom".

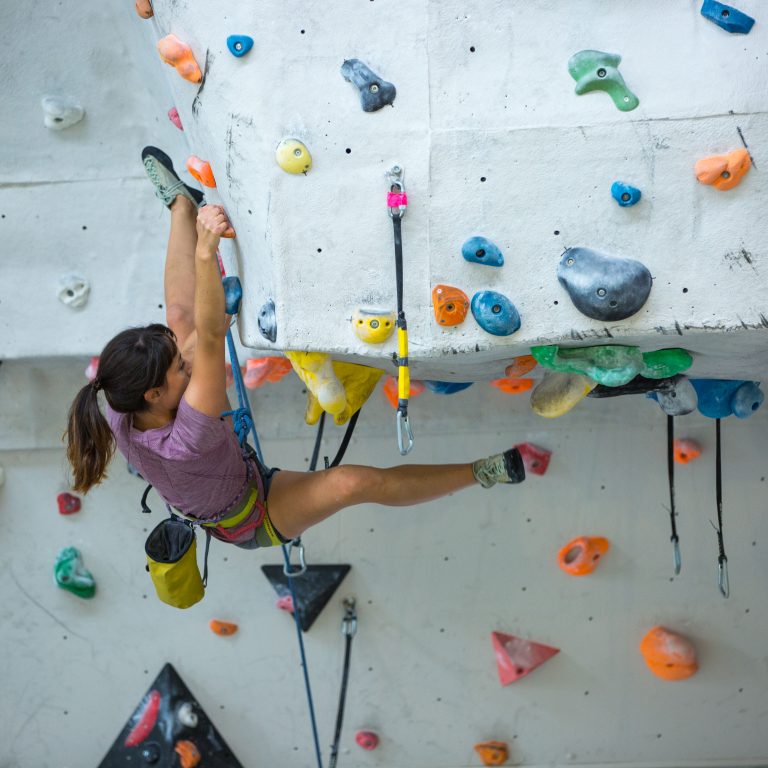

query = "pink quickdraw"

[{"left": 387, "top": 192, "right": 408, "bottom": 207}]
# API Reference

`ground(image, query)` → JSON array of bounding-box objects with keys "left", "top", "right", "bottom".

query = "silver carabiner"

[
  {"left": 672, "top": 538, "right": 681, "bottom": 575},
  {"left": 718, "top": 557, "right": 729, "bottom": 598},
  {"left": 283, "top": 537, "right": 307, "bottom": 577},
  {"left": 386, "top": 165, "right": 407, "bottom": 219},
  {"left": 341, "top": 596, "right": 358, "bottom": 637},
  {"left": 396, "top": 409, "right": 414, "bottom": 455}
]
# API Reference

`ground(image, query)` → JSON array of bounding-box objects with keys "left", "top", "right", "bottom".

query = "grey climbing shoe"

[
  {"left": 141, "top": 146, "right": 204, "bottom": 208},
  {"left": 473, "top": 447, "right": 526, "bottom": 488}
]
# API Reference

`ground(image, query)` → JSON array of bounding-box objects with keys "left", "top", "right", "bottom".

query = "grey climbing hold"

[
  {"left": 557, "top": 247, "right": 652, "bottom": 322},
  {"left": 341, "top": 59, "right": 396, "bottom": 112},
  {"left": 57, "top": 274, "right": 90, "bottom": 309},
  {"left": 462, "top": 236, "right": 504, "bottom": 267},
  {"left": 258, "top": 298, "right": 277, "bottom": 342},
  {"left": 42, "top": 96, "right": 85, "bottom": 130},
  {"left": 649, "top": 376, "right": 698, "bottom": 416}
]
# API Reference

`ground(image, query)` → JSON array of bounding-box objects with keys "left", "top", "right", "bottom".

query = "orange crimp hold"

[
  {"left": 432, "top": 284, "right": 470, "bottom": 326},
  {"left": 135, "top": 0, "right": 153, "bottom": 18},
  {"left": 209, "top": 619, "right": 238, "bottom": 636},
  {"left": 694, "top": 148, "right": 751, "bottom": 191},
  {"left": 640, "top": 626, "right": 698, "bottom": 681},
  {"left": 557, "top": 536, "right": 609, "bottom": 576},
  {"left": 674, "top": 438, "right": 701, "bottom": 465},
  {"left": 474, "top": 741, "right": 509, "bottom": 766},
  {"left": 174, "top": 740, "right": 201, "bottom": 768},
  {"left": 504, "top": 355, "right": 537, "bottom": 378},
  {"left": 244, "top": 357, "right": 293, "bottom": 389},
  {"left": 186, "top": 156, "right": 216, "bottom": 188},
  {"left": 491, "top": 377, "right": 533, "bottom": 395},
  {"left": 157, "top": 34, "right": 203, "bottom": 83},
  {"left": 382, "top": 376, "right": 425, "bottom": 408}
]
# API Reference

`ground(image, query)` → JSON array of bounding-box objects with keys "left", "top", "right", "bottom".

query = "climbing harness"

[
  {"left": 328, "top": 597, "right": 358, "bottom": 768},
  {"left": 387, "top": 165, "right": 414, "bottom": 455},
  {"left": 713, "top": 419, "right": 729, "bottom": 598},
  {"left": 666, "top": 416, "right": 682, "bottom": 574}
]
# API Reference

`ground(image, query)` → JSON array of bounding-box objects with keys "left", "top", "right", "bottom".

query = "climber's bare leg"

[{"left": 267, "top": 463, "right": 476, "bottom": 540}]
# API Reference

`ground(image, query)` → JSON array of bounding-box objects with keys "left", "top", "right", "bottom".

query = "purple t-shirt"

[{"left": 106, "top": 397, "right": 249, "bottom": 521}]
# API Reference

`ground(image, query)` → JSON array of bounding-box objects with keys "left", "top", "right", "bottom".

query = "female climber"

[{"left": 65, "top": 147, "right": 525, "bottom": 549}]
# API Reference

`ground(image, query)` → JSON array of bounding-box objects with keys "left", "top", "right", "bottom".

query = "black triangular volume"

[
  {"left": 97, "top": 662, "right": 244, "bottom": 767},
  {"left": 261, "top": 564, "right": 351, "bottom": 632}
]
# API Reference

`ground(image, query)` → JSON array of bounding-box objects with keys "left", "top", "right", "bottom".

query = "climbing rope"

[
  {"left": 713, "top": 419, "right": 729, "bottom": 598},
  {"left": 666, "top": 416, "right": 681, "bottom": 574},
  {"left": 387, "top": 165, "right": 414, "bottom": 455}
]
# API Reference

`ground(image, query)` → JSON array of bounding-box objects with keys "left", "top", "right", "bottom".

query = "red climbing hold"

[
  {"left": 515, "top": 443, "right": 551, "bottom": 476},
  {"left": 355, "top": 731, "right": 379, "bottom": 750},
  {"left": 383, "top": 375, "right": 424, "bottom": 408},
  {"left": 674, "top": 438, "right": 701, "bottom": 464},
  {"left": 57, "top": 492, "right": 82, "bottom": 515},
  {"left": 474, "top": 741, "right": 509, "bottom": 766},
  {"left": 124, "top": 689, "right": 161, "bottom": 747},
  {"left": 276, "top": 595, "right": 294, "bottom": 613},
  {"left": 85, "top": 356, "right": 99, "bottom": 381},
  {"left": 168, "top": 107, "right": 183, "bottom": 131},
  {"left": 491, "top": 631, "right": 560, "bottom": 685},
  {"left": 244, "top": 357, "right": 293, "bottom": 389}
]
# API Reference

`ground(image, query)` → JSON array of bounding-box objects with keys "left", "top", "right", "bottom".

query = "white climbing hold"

[
  {"left": 57, "top": 274, "right": 90, "bottom": 309},
  {"left": 41, "top": 97, "right": 85, "bottom": 130},
  {"left": 177, "top": 702, "right": 198, "bottom": 728}
]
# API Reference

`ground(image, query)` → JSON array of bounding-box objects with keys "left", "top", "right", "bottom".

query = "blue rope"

[{"left": 224, "top": 323, "right": 323, "bottom": 768}]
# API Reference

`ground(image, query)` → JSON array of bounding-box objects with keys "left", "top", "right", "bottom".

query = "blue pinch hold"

[
  {"left": 611, "top": 181, "right": 642, "bottom": 207},
  {"left": 461, "top": 236, "right": 504, "bottom": 267},
  {"left": 222, "top": 276, "right": 242, "bottom": 315},
  {"left": 690, "top": 379, "right": 764, "bottom": 419},
  {"left": 227, "top": 35, "right": 254, "bottom": 57},
  {"left": 424, "top": 381, "right": 474, "bottom": 395},
  {"left": 700, "top": 1, "right": 755, "bottom": 34},
  {"left": 470, "top": 290, "right": 521, "bottom": 337}
]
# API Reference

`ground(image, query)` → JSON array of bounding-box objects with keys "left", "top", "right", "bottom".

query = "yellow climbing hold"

[
  {"left": 352, "top": 308, "right": 396, "bottom": 344},
  {"left": 530, "top": 371, "right": 596, "bottom": 418},
  {"left": 275, "top": 138, "right": 312, "bottom": 174},
  {"left": 286, "top": 351, "right": 384, "bottom": 425}
]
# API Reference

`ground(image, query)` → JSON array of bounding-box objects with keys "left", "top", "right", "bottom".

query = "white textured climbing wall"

[{"left": 149, "top": 0, "right": 768, "bottom": 380}]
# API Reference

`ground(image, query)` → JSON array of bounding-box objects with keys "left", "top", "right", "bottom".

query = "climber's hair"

[{"left": 65, "top": 324, "right": 177, "bottom": 493}]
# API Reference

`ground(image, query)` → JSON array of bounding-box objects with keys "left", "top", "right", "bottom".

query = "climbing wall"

[{"left": 147, "top": 0, "right": 768, "bottom": 380}]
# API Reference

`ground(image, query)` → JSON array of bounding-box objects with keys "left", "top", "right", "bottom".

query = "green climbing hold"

[
  {"left": 530, "top": 345, "right": 692, "bottom": 387},
  {"left": 54, "top": 546, "right": 96, "bottom": 599},
  {"left": 568, "top": 50, "right": 639, "bottom": 112}
]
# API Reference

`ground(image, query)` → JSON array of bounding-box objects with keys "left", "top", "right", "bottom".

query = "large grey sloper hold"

[
  {"left": 557, "top": 247, "right": 652, "bottom": 321},
  {"left": 340, "top": 59, "right": 396, "bottom": 112}
]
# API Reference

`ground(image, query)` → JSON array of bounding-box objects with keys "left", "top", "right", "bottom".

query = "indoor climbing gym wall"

[{"left": 1, "top": 1, "right": 768, "bottom": 767}]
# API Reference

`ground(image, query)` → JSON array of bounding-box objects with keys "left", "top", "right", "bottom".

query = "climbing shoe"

[
  {"left": 141, "top": 146, "right": 204, "bottom": 209},
  {"left": 473, "top": 447, "right": 526, "bottom": 488}
]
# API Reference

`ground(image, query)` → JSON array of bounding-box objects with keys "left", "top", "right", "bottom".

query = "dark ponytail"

[{"left": 65, "top": 324, "right": 176, "bottom": 493}]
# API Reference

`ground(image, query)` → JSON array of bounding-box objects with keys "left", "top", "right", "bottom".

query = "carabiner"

[
  {"left": 396, "top": 409, "right": 414, "bottom": 455},
  {"left": 387, "top": 165, "right": 407, "bottom": 219},
  {"left": 718, "top": 556, "right": 729, "bottom": 598},
  {"left": 283, "top": 537, "right": 308, "bottom": 577},
  {"left": 672, "top": 537, "right": 681, "bottom": 575},
  {"left": 341, "top": 596, "right": 358, "bottom": 637}
]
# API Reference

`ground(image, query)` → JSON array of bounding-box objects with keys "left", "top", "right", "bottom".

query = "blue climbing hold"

[
  {"left": 611, "top": 181, "right": 642, "bottom": 207},
  {"left": 470, "top": 291, "right": 521, "bottom": 336},
  {"left": 222, "top": 276, "right": 242, "bottom": 315},
  {"left": 424, "top": 381, "right": 474, "bottom": 395},
  {"left": 690, "top": 379, "right": 764, "bottom": 419},
  {"left": 462, "top": 236, "right": 504, "bottom": 268},
  {"left": 227, "top": 35, "right": 254, "bottom": 57},
  {"left": 700, "top": 1, "right": 755, "bottom": 34}
]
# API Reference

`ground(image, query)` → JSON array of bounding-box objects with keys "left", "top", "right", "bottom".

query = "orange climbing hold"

[
  {"left": 674, "top": 438, "right": 701, "bottom": 464},
  {"left": 474, "top": 741, "right": 509, "bottom": 767},
  {"left": 694, "top": 148, "right": 751, "bottom": 191},
  {"left": 209, "top": 619, "right": 238, "bottom": 636},
  {"left": 135, "top": 0, "right": 153, "bottom": 18},
  {"left": 640, "top": 626, "right": 698, "bottom": 681},
  {"left": 383, "top": 376, "right": 424, "bottom": 408},
  {"left": 157, "top": 34, "right": 203, "bottom": 84},
  {"left": 491, "top": 631, "right": 560, "bottom": 685},
  {"left": 186, "top": 156, "right": 216, "bottom": 188},
  {"left": 174, "top": 740, "right": 201, "bottom": 768},
  {"left": 557, "top": 536, "right": 609, "bottom": 576},
  {"left": 491, "top": 377, "right": 533, "bottom": 395},
  {"left": 244, "top": 357, "right": 294, "bottom": 389},
  {"left": 432, "top": 284, "right": 470, "bottom": 326},
  {"left": 504, "top": 355, "right": 537, "bottom": 378}
]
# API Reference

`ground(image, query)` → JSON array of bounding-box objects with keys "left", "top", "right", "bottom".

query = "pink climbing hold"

[
  {"left": 85, "top": 356, "right": 99, "bottom": 381},
  {"left": 168, "top": 107, "right": 183, "bottom": 131},
  {"left": 276, "top": 595, "right": 294, "bottom": 613},
  {"left": 387, "top": 192, "right": 408, "bottom": 207},
  {"left": 355, "top": 731, "right": 379, "bottom": 750},
  {"left": 57, "top": 492, "right": 82, "bottom": 515},
  {"left": 491, "top": 631, "right": 560, "bottom": 685},
  {"left": 515, "top": 443, "right": 551, "bottom": 476}
]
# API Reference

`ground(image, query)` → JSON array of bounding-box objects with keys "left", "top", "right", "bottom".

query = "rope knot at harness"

[{"left": 222, "top": 406, "right": 254, "bottom": 447}]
